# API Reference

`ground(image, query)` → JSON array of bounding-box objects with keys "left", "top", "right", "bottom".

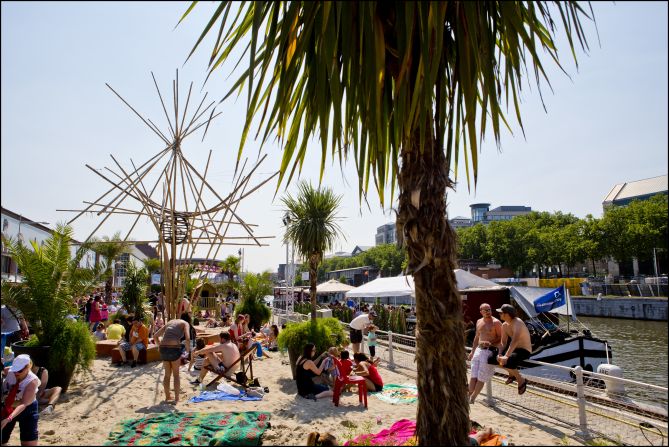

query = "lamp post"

[
  {"left": 282, "top": 213, "right": 293, "bottom": 312},
  {"left": 14, "top": 216, "right": 49, "bottom": 282}
]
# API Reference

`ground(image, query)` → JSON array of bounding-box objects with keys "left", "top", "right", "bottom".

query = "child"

[
  {"left": 93, "top": 323, "right": 107, "bottom": 341},
  {"left": 320, "top": 347, "right": 340, "bottom": 386},
  {"left": 366, "top": 324, "right": 378, "bottom": 360},
  {"left": 338, "top": 350, "right": 353, "bottom": 377},
  {"left": 189, "top": 338, "right": 207, "bottom": 372}
]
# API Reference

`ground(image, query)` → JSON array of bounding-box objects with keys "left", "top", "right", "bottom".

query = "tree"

[
  {"left": 236, "top": 271, "right": 273, "bottom": 330},
  {"left": 181, "top": 2, "right": 594, "bottom": 443},
  {"left": 91, "top": 233, "right": 132, "bottom": 303},
  {"left": 218, "top": 255, "right": 241, "bottom": 295},
  {"left": 121, "top": 261, "right": 149, "bottom": 319},
  {"left": 282, "top": 182, "right": 344, "bottom": 321},
  {"left": 456, "top": 224, "right": 489, "bottom": 262}
]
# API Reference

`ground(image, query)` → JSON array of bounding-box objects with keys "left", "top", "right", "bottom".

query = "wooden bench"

[
  {"left": 110, "top": 343, "right": 161, "bottom": 364},
  {"left": 96, "top": 339, "right": 121, "bottom": 357}
]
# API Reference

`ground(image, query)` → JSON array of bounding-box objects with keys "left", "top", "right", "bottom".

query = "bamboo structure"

[{"left": 59, "top": 71, "right": 277, "bottom": 320}]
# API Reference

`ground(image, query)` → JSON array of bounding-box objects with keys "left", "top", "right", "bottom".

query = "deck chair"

[
  {"left": 204, "top": 345, "right": 256, "bottom": 389},
  {"left": 332, "top": 357, "right": 368, "bottom": 408}
]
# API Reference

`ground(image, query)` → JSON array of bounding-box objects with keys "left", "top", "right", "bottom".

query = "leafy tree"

[
  {"left": 282, "top": 182, "right": 345, "bottom": 321},
  {"left": 90, "top": 233, "right": 132, "bottom": 303},
  {"left": 456, "top": 224, "right": 489, "bottom": 261},
  {"left": 121, "top": 261, "right": 148, "bottom": 320},
  {"left": 181, "top": 2, "right": 594, "bottom": 443},
  {"left": 236, "top": 271, "right": 273, "bottom": 330},
  {"left": 218, "top": 255, "right": 241, "bottom": 295}
]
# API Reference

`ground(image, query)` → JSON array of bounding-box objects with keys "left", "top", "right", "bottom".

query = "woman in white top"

[{"left": 1, "top": 354, "right": 41, "bottom": 446}]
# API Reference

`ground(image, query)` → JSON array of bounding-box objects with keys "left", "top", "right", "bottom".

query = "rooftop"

[{"left": 603, "top": 174, "right": 668, "bottom": 204}]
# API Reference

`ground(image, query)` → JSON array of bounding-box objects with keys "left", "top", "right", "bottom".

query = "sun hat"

[
  {"left": 9, "top": 354, "right": 31, "bottom": 372},
  {"left": 495, "top": 304, "right": 516, "bottom": 316}
]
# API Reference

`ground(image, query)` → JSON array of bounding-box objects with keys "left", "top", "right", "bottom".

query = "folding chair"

[
  {"left": 332, "top": 357, "right": 368, "bottom": 408},
  {"left": 204, "top": 345, "right": 256, "bottom": 389}
]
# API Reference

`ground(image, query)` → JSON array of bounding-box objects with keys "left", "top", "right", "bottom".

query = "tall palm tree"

[
  {"left": 282, "top": 182, "right": 344, "bottom": 321},
  {"left": 219, "top": 254, "right": 241, "bottom": 295},
  {"left": 91, "top": 233, "right": 132, "bottom": 303},
  {"left": 180, "top": 2, "right": 594, "bottom": 443}
]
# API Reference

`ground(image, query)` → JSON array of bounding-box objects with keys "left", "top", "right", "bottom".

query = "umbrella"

[{"left": 316, "top": 279, "right": 355, "bottom": 294}]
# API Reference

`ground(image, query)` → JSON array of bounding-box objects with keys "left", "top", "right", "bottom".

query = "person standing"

[
  {"left": 89, "top": 296, "right": 103, "bottom": 332},
  {"left": 348, "top": 310, "right": 377, "bottom": 354},
  {"left": 1, "top": 354, "right": 41, "bottom": 446},
  {"left": 496, "top": 304, "right": 532, "bottom": 395},
  {"left": 1, "top": 305, "right": 27, "bottom": 355},
  {"left": 468, "top": 303, "right": 503, "bottom": 404},
  {"left": 178, "top": 295, "right": 191, "bottom": 318},
  {"left": 153, "top": 316, "right": 191, "bottom": 404}
]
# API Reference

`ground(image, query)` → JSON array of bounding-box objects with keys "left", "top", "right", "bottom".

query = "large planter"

[{"left": 10, "top": 341, "right": 76, "bottom": 393}]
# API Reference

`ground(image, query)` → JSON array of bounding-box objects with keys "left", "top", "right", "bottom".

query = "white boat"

[{"left": 510, "top": 286, "right": 616, "bottom": 384}]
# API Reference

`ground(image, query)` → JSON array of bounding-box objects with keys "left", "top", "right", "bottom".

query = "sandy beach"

[{"left": 1, "top": 348, "right": 591, "bottom": 446}]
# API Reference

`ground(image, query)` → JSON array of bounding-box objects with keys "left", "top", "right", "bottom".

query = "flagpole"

[{"left": 566, "top": 283, "right": 570, "bottom": 333}]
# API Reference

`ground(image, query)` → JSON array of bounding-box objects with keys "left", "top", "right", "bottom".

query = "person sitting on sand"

[
  {"left": 318, "top": 347, "right": 340, "bottom": 387},
  {"left": 295, "top": 343, "right": 333, "bottom": 401},
  {"left": 93, "top": 323, "right": 107, "bottom": 341},
  {"left": 352, "top": 353, "right": 384, "bottom": 392},
  {"left": 190, "top": 332, "right": 240, "bottom": 385},
  {"left": 265, "top": 325, "right": 279, "bottom": 352},
  {"left": 30, "top": 364, "right": 62, "bottom": 415},
  {"left": 307, "top": 432, "right": 338, "bottom": 446}
]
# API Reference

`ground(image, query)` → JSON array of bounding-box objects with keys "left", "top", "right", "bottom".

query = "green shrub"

[
  {"left": 235, "top": 299, "right": 271, "bottom": 331},
  {"left": 40, "top": 319, "right": 96, "bottom": 372},
  {"left": 277, "top": 317, "right": 346, "bottom": 356}
]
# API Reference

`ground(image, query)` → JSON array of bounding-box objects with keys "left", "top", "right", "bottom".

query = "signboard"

[
  {"left": 302, "top": 271, "right": 309, "bottom": 281},
  {"left": 151, "top": 273, "right": 161, "bottom": 285}
]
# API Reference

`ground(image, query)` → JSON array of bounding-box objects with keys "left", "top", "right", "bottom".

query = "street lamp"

[
  {"left": 282, "top": 213, "right": 294, "bottom": 312},
  {"left": 14, "top": 216, "right": 49, "bottom": 281}
]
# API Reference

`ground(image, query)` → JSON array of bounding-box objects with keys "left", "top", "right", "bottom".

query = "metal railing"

[{"left": 271, "top": 308, "right": 668, "bottom": 446}]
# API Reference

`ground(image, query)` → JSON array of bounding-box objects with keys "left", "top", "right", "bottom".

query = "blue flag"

[{"left": 533, "top": 285, "right": 567, "bottom": 313}]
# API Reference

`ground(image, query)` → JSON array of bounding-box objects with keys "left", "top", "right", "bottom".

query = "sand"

[{"left": 6, "top": 352, "right": 586, "bottom": 446}]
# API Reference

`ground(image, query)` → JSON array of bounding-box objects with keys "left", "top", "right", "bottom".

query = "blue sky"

[{"left": 2, "top": 2, "right": 667, "bottom": 273}]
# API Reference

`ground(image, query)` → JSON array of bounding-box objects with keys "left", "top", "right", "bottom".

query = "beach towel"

[
  {"left": 344, "top": 419, "right": 417, "bottom": 446},
  {"left": 105, "top": 411, "right": 270, "bottom": 446},
  {"left": 189, "top": 390, "right": 263, "bottom": 403},
  {"left": 372, "top": 384, "right": 418, "bottom": 404}
]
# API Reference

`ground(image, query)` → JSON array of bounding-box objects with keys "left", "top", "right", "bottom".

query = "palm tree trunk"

[
  {"left": 309, "top": 255, "right": 318, "bottom": 321},
  {"left": 397, "top": 136, "right": 469, "bottom": 445}
]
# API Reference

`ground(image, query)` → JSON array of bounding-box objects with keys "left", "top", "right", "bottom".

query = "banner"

[
  {"left": 151, "top": 273, "right": 161, "bottom": 285},
  {"left": 533, "top": 285, "right": 566, "bottom": 313}
]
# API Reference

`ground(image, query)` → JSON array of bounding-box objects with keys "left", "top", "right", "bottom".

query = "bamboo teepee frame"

[{"left": 59, "top": 71, "right": 277, "bottom": 319}]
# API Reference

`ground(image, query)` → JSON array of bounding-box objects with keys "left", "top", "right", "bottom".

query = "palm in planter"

[
  {"left": 235, "top": 271, "right": 273, "bottom": 331},
  {"left": 90, "top": 232, "right": 132, "bottom": 304},
  {"left": 282, "top": 182, "right": 344, "bottom": 321},
  {"left": 1, "top": 223, "right": 103, "bottom": 392}
]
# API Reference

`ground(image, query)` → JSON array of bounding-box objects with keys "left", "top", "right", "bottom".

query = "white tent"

[
  {"left": 316, "top": 279, "right": 356, "bottom": 294},
  {"left": 346, "top": 276, "right": 415, "bottom": 298},
  {"left": 345, "top": 269, "right": 502, "bottom": 299}
]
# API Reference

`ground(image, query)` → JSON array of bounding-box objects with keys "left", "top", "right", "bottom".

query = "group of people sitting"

[{"left": 295, "top": 342, "right": 384, "bottom": 401}]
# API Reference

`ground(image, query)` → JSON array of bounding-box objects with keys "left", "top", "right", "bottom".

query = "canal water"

[{"left": 578, "top": 316, "right": 668, "bottom": 388}]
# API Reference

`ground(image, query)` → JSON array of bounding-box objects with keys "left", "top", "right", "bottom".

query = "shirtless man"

[
  {"left": 468, "top": 303, "right": 503, "bottom": 404},
  {"left": 191, "top": 332, "right": 241, "bottom": 385},
  {"left": 496, "top": 304, "right": 533, "bottom": 395}
]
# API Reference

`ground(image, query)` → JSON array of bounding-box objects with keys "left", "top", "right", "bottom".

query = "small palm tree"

[
  {"left": 219, "top": 254, "right": 241, "bottom": 295},
  {"left": 282, "top": 182, "right": 344, "bottom": 321},
  {"left": 91, "top": 233, "right": 132, "bottom": 303}
]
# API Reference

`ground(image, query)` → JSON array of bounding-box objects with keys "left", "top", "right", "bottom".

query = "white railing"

[{"left": 271, "top": 308, "right": 668, "bottom": 446}]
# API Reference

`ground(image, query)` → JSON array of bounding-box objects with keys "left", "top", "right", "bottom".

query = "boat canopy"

[{"left": 510, "top": 286, "right": 577, "bottom": 321}]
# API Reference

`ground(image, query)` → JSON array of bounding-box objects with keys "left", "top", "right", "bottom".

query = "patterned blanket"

[
  {"left": 372, "top": 384, "right": 418, "bottom": 404},
  {"left": 105, "top": 411, "right": 271, "bottom": 446}
]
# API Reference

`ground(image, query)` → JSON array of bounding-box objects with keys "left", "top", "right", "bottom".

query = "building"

[
  {"left": 450, "top": 203, "right": 533, "bottom": 228},
  {"left": 602, "top": 174, "right": 668, "bottom": 210},
  {"left": 351, "top": 245, "right": 373, "bottom": 256},
  {"left": 375, "top": 223, "right": 397, "bottom": 245},
  {"left": 325, "top": 265, "right": 379, "bottom": 287},
  {"left": 1, "top": 206, "right": 156, "bottom": 285}
]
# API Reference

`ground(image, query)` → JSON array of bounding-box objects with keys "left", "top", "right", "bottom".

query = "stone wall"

[{"left": 571, "top": 296, "right": 667, "bottom": 321}]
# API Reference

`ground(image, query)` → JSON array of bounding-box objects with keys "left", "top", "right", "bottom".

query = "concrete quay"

[{"left": 571, "top": 296, "right": 668, "bottom": 321}]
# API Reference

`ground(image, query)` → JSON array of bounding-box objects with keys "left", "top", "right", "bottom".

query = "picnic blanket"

[
  {"left": 105, "top": 411, "right": 270, "bottom": 446},
  {"left": 344, "top": 419, "right": 416, "bottom": 446},
  {"left": 189, "top": 390, "right": 263, "bottom": 403},
  {"left": 344, "top": 419, "right": 507, "bottom": 446},
  {"left": 372, "top": 384, "right": 418, "bottom": 404}
]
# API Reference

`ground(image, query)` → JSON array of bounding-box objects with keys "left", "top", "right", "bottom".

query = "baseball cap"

[
  {"left": 9, "top": 354, "right": 31, "bottom": 372},
  {"left": 495, "top": 304, "right": 516, "bottom": 316}
]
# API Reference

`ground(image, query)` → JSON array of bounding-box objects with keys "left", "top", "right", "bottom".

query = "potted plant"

[
  {"left": 1, "top": 224, "right": 104, "bottom": 392},
  {"left": 277, "top": 317, "right": 346, "bottom": 379}
]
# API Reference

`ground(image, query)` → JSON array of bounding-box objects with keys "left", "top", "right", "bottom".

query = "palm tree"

[
  {"left": 282, "top": 182, "right": 344, "bottom": 321},
  {"left": 219, "top": 254, "right": 241, "bottom": 296},
  {"left": 180, "top": 2, "right": 594, "bottom": 443},
  {"left": 91, "top": 233, "right": 132, "bottom": 304}
]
